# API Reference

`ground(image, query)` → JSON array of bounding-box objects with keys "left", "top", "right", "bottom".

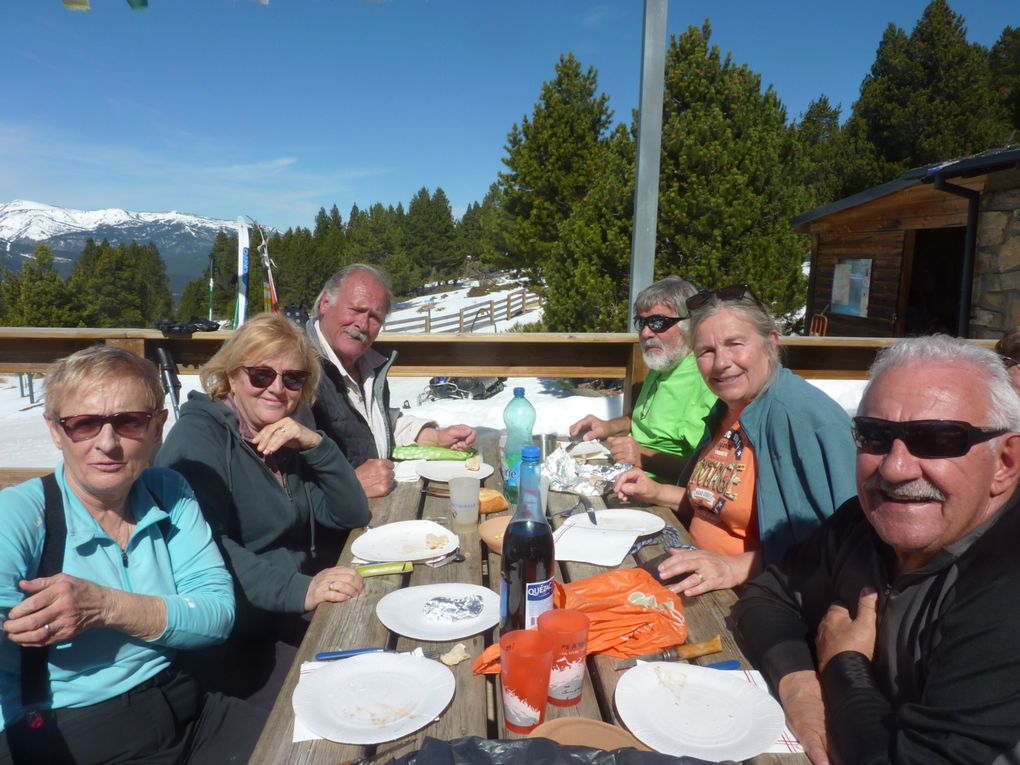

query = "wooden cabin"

[{"left": 794, "top": 145, "right": 1020, "bottom": 339}]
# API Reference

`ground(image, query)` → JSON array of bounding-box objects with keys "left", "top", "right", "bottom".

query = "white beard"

[{"left": 642, "top": 342, "right": 686, "bottom": 372}]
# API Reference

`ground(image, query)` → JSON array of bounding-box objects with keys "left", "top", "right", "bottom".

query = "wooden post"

[
  {"left": 506, "top": 293, "right": 512, "bottom": 321},
  {"left": 425, "top": 307, "right": 431, "bottom": 334},
  {"left": 459, "top": 309, "right": 465, "bottom": 333},
  {"left": 489, "top": 301, "right": 495, "bottom": 328}
]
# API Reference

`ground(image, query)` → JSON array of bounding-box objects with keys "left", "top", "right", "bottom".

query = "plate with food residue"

[
  {"left": 376, "top": 583, "right": 499, "bottom": 641},
  {"left": 351, "top": 520, "right": 459, "bottom": 562},
  {"left": 614, "top": 662, "right": 785, "bottom": 761},
  {"left": 292, "top": 652, "right": 454, "bottom": 743}
]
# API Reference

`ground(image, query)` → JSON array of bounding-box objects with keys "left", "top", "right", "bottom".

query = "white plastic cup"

[{"left": 449, "top": 476, "right": 481, "bottom": 530}]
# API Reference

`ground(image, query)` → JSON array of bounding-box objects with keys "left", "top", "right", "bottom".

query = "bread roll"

[{"left": 479, "top": 488, "right": 509, "bottom": 514}]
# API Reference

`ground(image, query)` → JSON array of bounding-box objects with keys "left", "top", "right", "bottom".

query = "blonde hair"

[
  {"left": 201, "top": 312, "right": 321, "bottom": 405},
  {"left": 45, "top": 346, "right": 164, "bottom": 419}
]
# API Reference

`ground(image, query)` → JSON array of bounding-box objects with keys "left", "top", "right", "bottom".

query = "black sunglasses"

[
  {"left": 685, "top": 283, "right": 761, "bottom": 312},
  {"left": 852, "top": 416, "right": 1008, "bottom": 459},
  {"left": 243, "top": 366, "right": 309, "bottom": 392},
  {"left": 57, "top": 411, "right": 156, "bottom": 443},
  {"left": 634, "top": 314, "right": 684, "bottom": 333}
]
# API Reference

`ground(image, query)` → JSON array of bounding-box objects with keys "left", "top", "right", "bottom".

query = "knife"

[
  {"left": 579, "top": 495, "right": 597, "bottom": 525},
  {"left": 613, "top": 634, "right": 723, "bottom": 670},
  {"left": 314, "top": 647, "right": 441, "bottom": 661}
]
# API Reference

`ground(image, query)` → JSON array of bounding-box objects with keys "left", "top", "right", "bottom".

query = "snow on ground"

[{"left": 0, "top": 278, "right": 867, "bottom": 469}]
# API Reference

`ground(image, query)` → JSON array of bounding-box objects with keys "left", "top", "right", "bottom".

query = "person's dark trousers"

[{"left": 0, "top": 669, "right": 265, "bottom": 765}]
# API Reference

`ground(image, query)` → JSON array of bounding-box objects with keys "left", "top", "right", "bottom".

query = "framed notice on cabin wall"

[{"left": 831, "top": 258, "right": 872, "bottom": 318}]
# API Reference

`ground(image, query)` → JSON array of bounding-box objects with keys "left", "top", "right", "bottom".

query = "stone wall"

[{"left": 971, "top": 167, "right": 1020, "bottom": 339}]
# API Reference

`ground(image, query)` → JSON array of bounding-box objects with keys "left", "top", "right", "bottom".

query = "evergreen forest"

[{"left": 2, "top": 1, "right": 1018, "bottom": 332}]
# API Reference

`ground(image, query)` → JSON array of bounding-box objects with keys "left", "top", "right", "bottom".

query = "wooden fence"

[{"left": 385, "top": 289, "right": 542, "bottom": 334}]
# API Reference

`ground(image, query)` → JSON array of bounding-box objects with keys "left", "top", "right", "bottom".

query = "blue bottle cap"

[
  {"left": 513, "top": 387, "right": 525, "bottom": 396},
  {"left": 522, "top": 445, "right": 541, "bottom": 460}
]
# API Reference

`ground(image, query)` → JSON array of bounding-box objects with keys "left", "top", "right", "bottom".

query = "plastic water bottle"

[
  {"left": 500, "top": 445, "right": 555, "bottom": 632},
  {"left": 501, "top": 387, "right": 536, "bottom": 505}
]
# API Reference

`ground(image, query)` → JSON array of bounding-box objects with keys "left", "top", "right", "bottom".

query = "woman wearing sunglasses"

[
  {"left": 156, "top": 312, "right": 369, "bottom": 707},
  {"left": 0, "top": 346, "right": 262, "bottom": 762},
  {"left": 615, "top": 284, "right": 857, "bottom": 595}
]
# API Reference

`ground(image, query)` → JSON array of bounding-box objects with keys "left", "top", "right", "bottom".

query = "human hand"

[
  {"left": 817, "top": 588, "right": 878, "bottom": 672},
  {"left": 569, "top": 414, "right": 609, "bottom": 442},
  {"left": 305, "top": 566, "right": 364, "bottom": 611},
  {"left": 655, "top": 548, "right": 755, "bottom": 595},
  {"left": 606, "top": 435, "right": 641, "bottom": 466},
  {"left": 356, "top": 459, "right": 395, "bottom": 498},
  {"left": 778, "top": 671, "right": 831, "bottom": 765},
  {"left": 4, "top": 574, "right": 107, "bottom": 646},
  {"left": 251, "top": 416, "right": 322, "bottom": 456},
  {"left": 614, "top": 467, "right": 663, "bottom": 504},
  {"left": 435, "top": 424, "right": 476, "bottom": 450}
]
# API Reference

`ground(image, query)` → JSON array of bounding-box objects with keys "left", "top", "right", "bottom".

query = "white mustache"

[
  {"left": 864, "top": 476, "right": 946, "bottom": 503},
  {"left": 641, "top": 337, "right": 665, "bottom": 352},
  {"left": 345, "top": 327, "right": 370, "bottom": 344}
]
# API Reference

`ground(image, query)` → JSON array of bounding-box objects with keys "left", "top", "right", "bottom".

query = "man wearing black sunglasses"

[
  {"left": 568, "top": 276, "right": 716, "bottom": 480},
  {"left": 734, "top": 336, "right": 1020, "bottom": 765}
]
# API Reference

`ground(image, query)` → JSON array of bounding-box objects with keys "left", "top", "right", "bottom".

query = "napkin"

[
  {"left": 395, "top": 459, "right": 425, "bottom": 482},
  {"left": 292, "top": 648, "right": 431, "bottom": 742}
]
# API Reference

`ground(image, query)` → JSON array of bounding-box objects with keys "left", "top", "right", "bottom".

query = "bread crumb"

[{"left": 440, "top": 642, "right": 471, "bottom": 666}]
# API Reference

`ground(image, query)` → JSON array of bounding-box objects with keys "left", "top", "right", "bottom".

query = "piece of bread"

[
  {"left": 464, "top": 453, "right": 481, "bottom": 471},
  {"left": 479, "top": 488, "right": 509, "bottom": 515}
]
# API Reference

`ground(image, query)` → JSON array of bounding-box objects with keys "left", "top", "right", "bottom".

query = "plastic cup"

[
  {"left": 499, "top": 629, "right": 554, "bottom": 734},
  {"left": 449, "top": 476, "right": 481, "bottom": 530},
  {"left": 540, "top": 475, "right": 550, "bottom": 514},
  {"left": 537, "top": 608, "right": 590, "bottom": 707}
]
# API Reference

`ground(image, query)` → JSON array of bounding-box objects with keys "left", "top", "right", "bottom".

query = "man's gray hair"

[
  {"left": 867, "top": 335, "right": 1020, "bottom": 431},
  {"left": 634, "top": 275, "right": 698, "bottom": 317},
  {"left": 313, "top": 263, "right": 393, "bottom": 319}
]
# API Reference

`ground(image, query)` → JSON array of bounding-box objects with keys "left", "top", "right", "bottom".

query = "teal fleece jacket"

[
  {"left": 156, "top": 392, "right": 370, "bottom": 625},
  {"left": 684, "top": 367, "right": 858, "bottom": 566}
]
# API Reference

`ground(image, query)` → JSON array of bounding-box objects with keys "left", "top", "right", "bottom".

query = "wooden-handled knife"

[{"left": 614, "top": 634, "right": 724, "bottom": 670}]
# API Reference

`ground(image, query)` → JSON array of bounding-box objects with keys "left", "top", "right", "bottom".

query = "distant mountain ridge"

[{"left": 0, "top": 200, "right": 236, "bottom": 293}]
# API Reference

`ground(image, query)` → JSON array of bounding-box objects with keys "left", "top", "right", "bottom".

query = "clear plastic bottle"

[
  {"left": 501, "top": 386, "right": 536, "bottom": 505},
  {"left": 500, "top": 445, "right": 555, "bottom": 632}
]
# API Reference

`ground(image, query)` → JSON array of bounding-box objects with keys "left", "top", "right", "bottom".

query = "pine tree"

[
  {"left": 405, "top": 187, "right": 459, "bottom": 283},
  {"left": 796, "top": 96, "right": 848, "bottom": 208},
  {"left": 991, "top": 26, "right": 1020, "bottom": 133},
  {"left": 4, "top": 244, "right": 81, "bottom": 327},
  {"left": 846, "top": 0, "right": 1010, "bottom": 190},
  {"left": 313, "top": 207, "right": 331, "bottom": 241},
  {"left": 498, "top": 53, "right": 613, "bottom": 279},
  {"left": 655, "top": 22, "right": 809, "bottom": 316}
]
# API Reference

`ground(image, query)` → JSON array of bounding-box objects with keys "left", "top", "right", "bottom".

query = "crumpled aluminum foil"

[
  {"left": 541, "top": 446, "right": 633, "bottom": 496},
  {"left": 422, "top": 595, "right": 484, "bottom": 622}
]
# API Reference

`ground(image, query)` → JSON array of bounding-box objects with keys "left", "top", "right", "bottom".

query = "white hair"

[{"left": 866, "top": 334, "right": 1020, "bottom": 431}]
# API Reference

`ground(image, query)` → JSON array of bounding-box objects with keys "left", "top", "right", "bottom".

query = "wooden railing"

[{"left": 385, "top": 289, "right": 542, "bottom": 334}]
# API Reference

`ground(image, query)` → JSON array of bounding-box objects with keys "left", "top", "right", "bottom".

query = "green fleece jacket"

[{"left": 156, "top": 392, "right": 370, "bottom": 627}]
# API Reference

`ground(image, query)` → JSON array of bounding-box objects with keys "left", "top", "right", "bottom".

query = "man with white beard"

[
  {"left": 307, "top": 264, "right": 476, "bottom": 498},
  {"left": 733, "top": 336, "right": 1020, "bottom": 764},
  {"left": 569, "top": 276, "right": 716, "bottom": 480}
]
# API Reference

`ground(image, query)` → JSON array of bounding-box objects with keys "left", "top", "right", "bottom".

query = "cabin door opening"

[{"left": 903, "top": 227, "right": 966, "bottom": 336}]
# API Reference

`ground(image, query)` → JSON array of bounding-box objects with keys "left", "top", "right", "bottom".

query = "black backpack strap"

[{"left": 21, "top": 473, "right": 66, "bottom": 707}]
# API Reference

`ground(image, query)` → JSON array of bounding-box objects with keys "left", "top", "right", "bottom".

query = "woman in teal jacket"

[
  {"left": 615, "top": 285, "right": 857, "bottom": 596},
  {"left": 157, "top": 312, "right": 370, "bottom": 705}
]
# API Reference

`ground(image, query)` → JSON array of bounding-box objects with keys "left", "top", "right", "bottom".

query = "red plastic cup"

[
  {"left": 499, "top": 629, "right": 554, "bottom": 734},
  {"left": 537, "top": 608, "right": 590, "bottom": 707}
]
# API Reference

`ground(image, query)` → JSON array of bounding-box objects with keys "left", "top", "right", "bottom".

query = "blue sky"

[{"left": 1, "top": 0, "right": 1015, "bottom": 231}]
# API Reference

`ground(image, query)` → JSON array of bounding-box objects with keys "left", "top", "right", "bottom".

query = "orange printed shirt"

[{"left": 686, "top": 409, "right": 760, "bottom": 555}]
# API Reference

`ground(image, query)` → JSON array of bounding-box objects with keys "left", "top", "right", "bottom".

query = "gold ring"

[
  {"left": 328, "top": 581, "right": 335, "bottom": 592},
  {"left": 694, "top": 572, "right": 704, "bottom": 584},
  {"left": 44, "top": 623, "right": 51, "bottom": 634}
]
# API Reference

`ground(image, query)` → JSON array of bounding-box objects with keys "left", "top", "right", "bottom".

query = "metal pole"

[{"left": 628, "top": 0, "right": 669, "bottom": 330}]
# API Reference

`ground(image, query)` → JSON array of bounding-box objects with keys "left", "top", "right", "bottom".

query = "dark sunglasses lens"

[
  {"left": 246, "top": 367, "right": 277, "bottom": 388},
  {"left": 718, "top": 284, "right": 750, "bottom": 301},
  {"left": 637, "top": 315, "right": 680, "bottom": 333},
  {"left": 685, "top": 292, "right": 711, "bottom": 311},
  {"left": 281, "top": 371, "right": 308, "bottom": 391},
  {"left": 62, "top": 415, "right": 104, "bottom": 441},
  {"left": 110, "top": 412, "right": 151, "bottom": 438},
  {"left": 907, "top": 424, "right": 968, "bottom": 458},
  {"left": 853, "top": 420, "right": 893, "bottom": 454}
]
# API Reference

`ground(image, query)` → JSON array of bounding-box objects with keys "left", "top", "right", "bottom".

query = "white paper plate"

[
  {"left": 351, "top": 520, "right": 459, "bottom": 562},
  {"left": 565, "top": 509, "right": 665, "bottom": 536},
  {"left": 615, "top": 662, "right": 785, "bottom": 761},
  {"left": 553, "top": 524, "right": 638, "bottom": 567},
  {"left": 293, "top": 653, "right": 454, "bottom": 744},
  {"left": 376, "top": 583, "right": 500, "bottom": 641},
  {"left": 416, "top": 460, "right": 494, "bottom": 482}
]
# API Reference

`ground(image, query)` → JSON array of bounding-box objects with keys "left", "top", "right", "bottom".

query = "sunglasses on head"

[
  {"left": 57, "top": 411, "right": 156, "bottom": 443},
  {"left": 685, "top": 283, "right": 761, "bottom": 312},
  {"left": 634, "top": 314, "right": 684, "bottom": 333},
  {"left": 243, "top": 366, "right": 309, "bottom": 392},
  {"left": 1002, "top": 355, "right": 1020, "bottom": 369},
  {"left": 851, "top": 416, "right": 1007, "bottom": 459}
]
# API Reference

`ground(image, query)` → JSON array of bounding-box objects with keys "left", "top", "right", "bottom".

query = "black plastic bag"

[{"left": 385, "top": 736, "right": 729, "bottom": 765}]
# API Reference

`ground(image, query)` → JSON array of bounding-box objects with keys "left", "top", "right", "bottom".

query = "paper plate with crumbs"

[
  {"left": 293, "top": 652, "right": 454, "bottom": 744},
  {"left": 416, "top": 461, "right": 494, "bottom": 482},
  {"left": 615, "top": 662, "right": 785, "bottom": 761},
  {"left": 351, "top": 520, "right": 459, "bottom": 562},
  {"left": 376, "top": 583, "right": 500, "bottom": 641}
]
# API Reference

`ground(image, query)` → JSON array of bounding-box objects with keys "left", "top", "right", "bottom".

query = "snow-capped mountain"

[{"left": 0, "top": 200, "right": 237, "bottom": 293}]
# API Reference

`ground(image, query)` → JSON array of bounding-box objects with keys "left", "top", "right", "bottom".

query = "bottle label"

[{"left": 524, "top": 577, "right": 554, "bottom": 628}]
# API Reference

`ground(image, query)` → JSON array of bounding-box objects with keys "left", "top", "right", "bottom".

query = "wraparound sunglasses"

[
  {"left": 633, "top": 314, "right": 684, "bottom": 333},
  {"left": 243, "top": 366, "right": 309, "bottom": 391},
  {"left": 851, "top": 416, "right": 1008, "bottom": 459}
]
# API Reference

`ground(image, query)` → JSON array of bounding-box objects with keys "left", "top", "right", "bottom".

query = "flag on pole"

[{"left": 234, "top": 217, "right": 250, "bottom": 328}]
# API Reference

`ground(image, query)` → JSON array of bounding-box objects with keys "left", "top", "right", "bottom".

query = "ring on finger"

[
  {"left": 44, "top": 623, "right": 51, "bottom": 635},
  {"left": 694, "top": 572, "right": 704, "bottom": 584},
  {"left": 328, "top": 581, "right": 335, "bottom": 592}
]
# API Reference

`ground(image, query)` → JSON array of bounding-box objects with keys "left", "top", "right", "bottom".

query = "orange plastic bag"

[{"left": 472, "top": 568, "right": 687, "bottom": 674}]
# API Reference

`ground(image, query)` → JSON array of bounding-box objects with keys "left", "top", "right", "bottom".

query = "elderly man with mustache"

[
  {"left": 733, "top": 335, "right": 1020, "bottom": 765},
  {"left": 307, "top": 264, "right": 476, "bottom": 497},
  {"left": 569, "top": 275, "right": 716, "bottom": 481}
]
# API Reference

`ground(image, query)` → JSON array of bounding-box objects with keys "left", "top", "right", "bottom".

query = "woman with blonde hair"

[{"left": 157, "top": 312, "right": 369, "bottom": 707}]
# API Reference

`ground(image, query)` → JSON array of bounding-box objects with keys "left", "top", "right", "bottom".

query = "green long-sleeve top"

[{"left": 156, "top": 392, "right": 370, "bottom": 629}]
